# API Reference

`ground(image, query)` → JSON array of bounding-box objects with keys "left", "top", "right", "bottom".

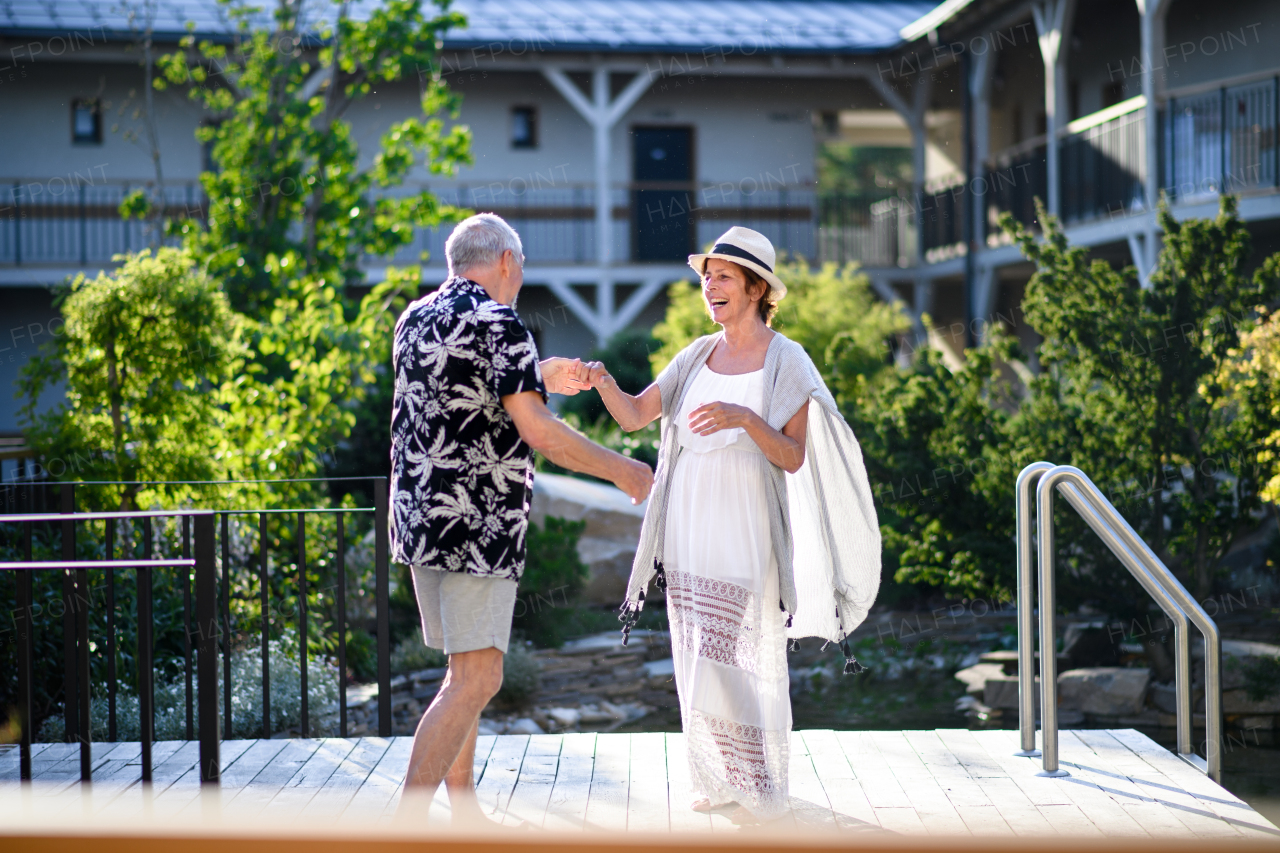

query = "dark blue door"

[{"left": 632, "top": 127, "right": 693, "bottom": 262}]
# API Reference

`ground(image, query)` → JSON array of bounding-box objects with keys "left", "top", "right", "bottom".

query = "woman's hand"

[
  {"left": 584, "top": 360, "right": 611, "bottom": 389},
  {"left": 688, "top": 401, "right": 755, "bottom": 436},
  {"left": 540, "top": 357, "right": 591, "bottom": 395}
]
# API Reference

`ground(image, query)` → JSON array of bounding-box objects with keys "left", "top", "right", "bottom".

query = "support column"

[
  {"left": 542, "top": 65, "right": 654, "bottom": 346},
  {"left": 911, "top": 75, "right": 932, "bottom": 266},
  {"left": 1138, "top": 0, "right": 1170, "bottom": 277},
  {"left": 1033, "top": 0, "right": 1076, "bottom": 218},
  {"left": 970, "top": 42, "right": 994, "bottom": 258}
]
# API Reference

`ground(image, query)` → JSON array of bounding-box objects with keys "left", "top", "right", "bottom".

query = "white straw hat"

[{"left": 688, "top": 226, "right": 787, "bottom": 300}]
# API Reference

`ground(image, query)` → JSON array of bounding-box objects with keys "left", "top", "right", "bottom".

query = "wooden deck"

[{"left": 1, "top": 729, "right": 1276, "bottom": 840}]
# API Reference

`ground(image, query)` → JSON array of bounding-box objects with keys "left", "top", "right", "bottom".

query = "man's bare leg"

[
  {"left": 442, "top": 716, "right": 486, "bottom": 823},
  {"left": 399, "top": 647, "right": 503, "bottom": 823}
]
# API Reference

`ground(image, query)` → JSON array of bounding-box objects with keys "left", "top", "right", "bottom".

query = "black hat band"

[{"left": 708, "top": 242, "right": 773, "bottom": 273}]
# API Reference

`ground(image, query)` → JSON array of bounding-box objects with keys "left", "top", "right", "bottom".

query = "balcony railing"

[
  {"left": 1163, "top": 76, "right": 1280, "bottom": 200},
  {"left": 1061, "top": 98, "right": 1146, "bottom": 224},
  {"left": 0, "top": 180, "right": 829, "bottom": 271},
  {"left": 985, "top": 139, "right": 1049, "bottom": 241}
]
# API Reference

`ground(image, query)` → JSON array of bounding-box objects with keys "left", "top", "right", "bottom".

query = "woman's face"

[{"left": 702, "top": 258, "right": 765, "bottom": 327}]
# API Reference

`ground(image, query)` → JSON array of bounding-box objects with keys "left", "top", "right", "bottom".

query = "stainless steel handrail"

[
  {"left": 1015, "top": 462, "right": 1053, "bottom": 757},
  {"left": 1017, "top": 462, "right": 1223, "bottom": 783}
]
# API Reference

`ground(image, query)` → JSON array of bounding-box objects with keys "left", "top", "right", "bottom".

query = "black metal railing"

[
  {"left": 920, "top": 177, "right": 967, "bottom": 258},
  {"left": 0, "top": 476, "right": 391, "bottom": 786},
  {"left": 1061, "top": 105, "right": 1146, "bottom": 224},
  {"left": 985, "top": 141, "right": 1049, "bottom": 238},
  {"left": 1163, "top": 76, "right": 1280, "bottom": 200}
]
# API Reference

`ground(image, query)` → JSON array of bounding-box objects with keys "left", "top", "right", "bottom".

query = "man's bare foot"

[
  {"left": 728, "top": 805, "right": 758, "bottom": 825},
  {"left": 691, "top": 798, "right": 712, "bottom": 812}
]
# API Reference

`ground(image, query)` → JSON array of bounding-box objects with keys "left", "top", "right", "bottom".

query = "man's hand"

[
  {"left": 614, "top": 457, "right": 654, "bottom": 505},
  {"left": 540, "top": 357, "right": 591, "bottom": 395}
]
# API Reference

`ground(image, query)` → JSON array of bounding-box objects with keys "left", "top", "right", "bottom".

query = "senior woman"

[{"left": 584, "top": 227, "right": 881, "bottom": 823}]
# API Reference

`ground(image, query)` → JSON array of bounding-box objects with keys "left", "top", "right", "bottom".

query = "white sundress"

[{"left": 663, "top": 364, "right": 791, "bottom": 820}]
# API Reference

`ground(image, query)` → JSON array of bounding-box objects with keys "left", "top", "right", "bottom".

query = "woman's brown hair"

[{"left": 706, "top": 260, "right": 778, "bottom": 326}]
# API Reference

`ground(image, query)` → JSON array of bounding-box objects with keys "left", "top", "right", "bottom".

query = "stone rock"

[
  {"left": 531, "top": 473, "right": 645, "bottom": 604},
  {"left": 546, "top": 707, "right": 582, "bottom": 728},
  {"left": 954, "top": 663, "right": 1005, "bottom": 696},
  {"left": 1223, "top": 688, "right": 1280, "bottom": 715},
  {"left": 507, "top": 717, "right": 545, "bottom": 735},
  {"left": 1058, "top": 667, "right": 1151, "bottom": 716},
  {"left": 978, "top": 650, "right": 1020, "bottom": 675},
  {"left": 983, "top": 674, "right": 1039, "bottom": 710}
]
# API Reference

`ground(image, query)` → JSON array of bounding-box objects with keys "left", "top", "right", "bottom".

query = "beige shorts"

[{"left": 411, "top": 566, "right": 518, "bottom": 655}]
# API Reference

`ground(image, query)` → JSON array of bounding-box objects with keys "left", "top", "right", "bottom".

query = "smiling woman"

[{"left": 580, "top": 226, "right": 882, "bottom": 824}]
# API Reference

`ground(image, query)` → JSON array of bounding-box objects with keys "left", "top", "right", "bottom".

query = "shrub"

[
  {"left": 514, "top": 516, "right": 588, "bottom": 648},
  {"left": 390, "top": 635, "right": 447, "bottom": 673},
  {"left": 495, "top": 643, "right": 541, "bottom": 708},
  {"left": 37, "top": 630, "right": 340, "bottom": 741}
]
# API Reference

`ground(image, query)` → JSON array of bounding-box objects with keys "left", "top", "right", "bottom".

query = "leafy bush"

[
  {"left": 390, "top": 635, "right": 447, "bottom": 674},
  {"left": 495, "top": 642, "right": 541, "bottom": 708},
  {"left": 514, "top": 516, "right": 588, "bottom": 648},
  {"left": 37, "top": 630, "right": 339, "bottom": 741}
]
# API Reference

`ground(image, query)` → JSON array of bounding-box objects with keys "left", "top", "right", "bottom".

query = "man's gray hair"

[{"left": 445, "top": 213, "right": 523, "bottom": 276}]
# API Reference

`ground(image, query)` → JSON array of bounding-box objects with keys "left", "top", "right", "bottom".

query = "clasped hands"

[{"left": 540, "top": 357, "right": 750, "bottom": 436}]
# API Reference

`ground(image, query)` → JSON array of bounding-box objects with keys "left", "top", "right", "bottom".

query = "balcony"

[
  {"left": 1162, "top": 76, "right": 1279, "bottom": 201},
  {"left": 0, "top": 181, "right": 832, "bottom": 275}
]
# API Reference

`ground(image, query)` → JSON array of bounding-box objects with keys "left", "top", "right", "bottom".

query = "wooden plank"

[
  {"left": 934, "top": 728, "right": 1012, "bottom": 778},
  {"left": 339, "top": 737, "right": 411, "bottom": 821},
  {"left": 626, "top": 731, "right": 669, "bottom": 832},
  {"left": 873, "top": 807, "right": 930, "bottom": 834},
  {"left": 297, "top": 738, "right": 392, "bottom": 824},
  {"left": 238, "top": 739, "right": 324, "bottom": 790},
  {"left": 663, "top": 733, "right": 710, "bottom": 833},
  {"left": 1104, "top": 729, "right": 1264, "bottom": 838},
  {"left": 584, "top": 732, "right": 629, "bottom": 832},
  {"left": 502, "top": 734, "right": 562, "bottom": 827},
  {"left": 868, "top": 731, "right": 968, "bottom": 835},
  {"left": 474, "top": 734, "right": 529, "bottom": 823},
  {"left": 1057, "top": 731, "right": 1190, "bottom": 839},
  {"left": 902, "top": 730, "right": 992, "bottom": 810},
  {"left": 787, "top": 739, "right": 837, "bottom": 831},
  {"left": 218, "top": 739, "right": 290, "bottom": 788},
  {"left": 544, "top": 732, "right": 596, "bottom": 832},
  {"left": 288, "top": 738, "right": 358, "bottom": 788},
  {"left": 1022, "top": 738, "right": 1149, "bottom": 838},
  {"left": 967, "top": 729, "right": 1076, "bottom": 806},
  {"left": 1036, "top": 803, "right": 1106, "bottom": 836},
  {"left": 833, "top": 731, "right": 911, "bottom": 809},
  {"left": 798, "top": 730, "right": 879, "bottom": 831},
  {"left": 968, "top": 776, "right": 1055, "bottom": 835}
]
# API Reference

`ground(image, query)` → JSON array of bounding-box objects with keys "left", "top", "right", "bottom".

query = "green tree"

[
  {"left": 1003, "top": 197, "right": 1280, "bottom": 600},
  {"left": 153, "top": 0, "right": 470, "bottom": 311},
  {"left": 19, "top": 249, "right": 241, "bottom": 511},
  {"left": 112, "top": 0, "right": 472, "bottom": 504}
]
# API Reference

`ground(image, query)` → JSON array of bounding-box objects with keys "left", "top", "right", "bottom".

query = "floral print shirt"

[{"left": 390, "top": 276, "right": 545, "bottom": 579}]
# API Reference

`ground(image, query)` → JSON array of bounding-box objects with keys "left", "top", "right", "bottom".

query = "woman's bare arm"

[
  {"left": 687, "top": 399, "right": 809, "bottom": 473},
  {"left": 587, "top": 363, "right": 663, "bottom": 432}
]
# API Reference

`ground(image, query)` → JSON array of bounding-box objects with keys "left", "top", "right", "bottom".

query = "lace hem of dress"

[
  {"left": 666, "top": 569, "right": 762, "bottom": 674},
  {"left": 685, "top": 709, "right": 790, "bottom": 820}
]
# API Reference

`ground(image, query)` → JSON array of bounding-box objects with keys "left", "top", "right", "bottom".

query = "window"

[
  {"left": 71, "top": 99, "right": 101, "bottom": 144},
  {"left": 511, "top": 106, "right": 537, "bottom": 149}
]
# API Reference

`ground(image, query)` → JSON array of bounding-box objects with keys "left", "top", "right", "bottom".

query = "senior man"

[{"left": 390, "top": 213, "right": 653, "bottom": 824}]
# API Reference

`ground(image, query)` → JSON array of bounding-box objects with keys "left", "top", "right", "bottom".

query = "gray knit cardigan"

[{"left": 621, "top": 331, "right": 882, "bottom": 647}]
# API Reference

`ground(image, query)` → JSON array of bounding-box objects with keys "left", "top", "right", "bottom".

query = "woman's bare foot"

[
  {"left": 691, "top": 798, "right": 712, "bottom": 812},
  {"left": 728, "top": 805, "right": 758, "bottom": 825}
]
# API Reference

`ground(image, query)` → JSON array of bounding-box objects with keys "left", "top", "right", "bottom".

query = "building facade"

[{"left": 2, "top": 0, "right": 1278, "bottom": 445}]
